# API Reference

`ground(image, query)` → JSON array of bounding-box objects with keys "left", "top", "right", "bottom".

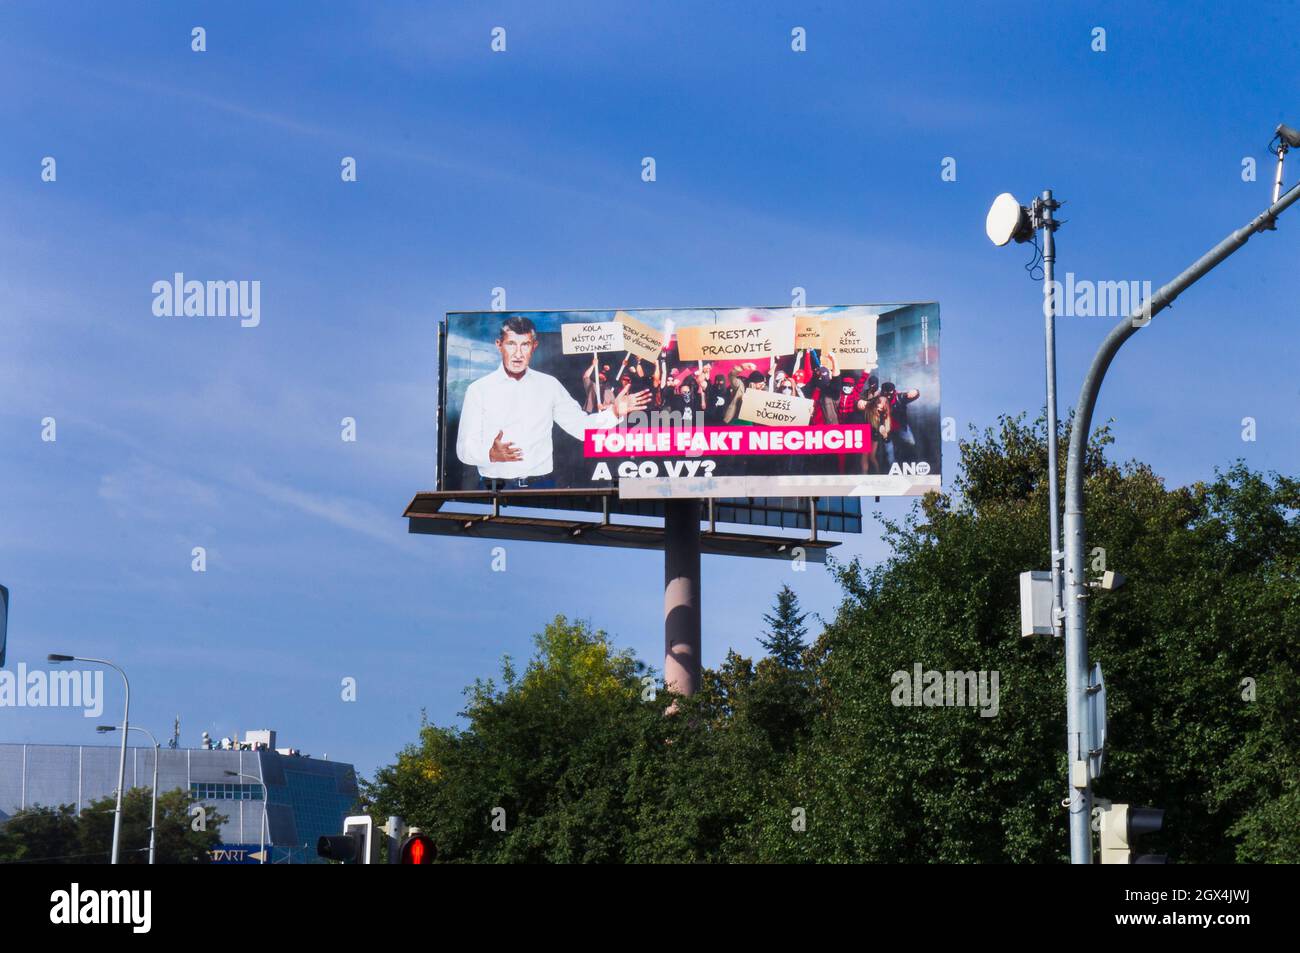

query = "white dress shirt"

[{"left": 456, "top": 365, "right": 620, "bottom": 479}]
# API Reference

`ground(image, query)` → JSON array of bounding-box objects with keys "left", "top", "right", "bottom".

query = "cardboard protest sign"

[
  {"left": 676, "top": 317, "right": 796, "bottom": 361},
  {"left": 738, "top": 389, "right": 814, "bottom": 427},
  {"left": 821, "top": 315, "right": 878, "bottom": 370},
  {"left": 794, "top": 314, "right": 824, "bottom": 350},
  {"left": 615, "top": 311, "right": 665, "bottom": 362},
  {"left": 562, "top": 321, "right": 624, "bottom": 354}
]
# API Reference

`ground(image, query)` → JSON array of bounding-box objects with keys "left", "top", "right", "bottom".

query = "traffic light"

[
  {"left": 398, "top": 831, "right": 437, "bottom": 865},
  {"left": 1097, "top": 800, "right": 1168, "bottom": 864},
  {"left": 317, "top": 815, "right": 374, "bottom": 864}
]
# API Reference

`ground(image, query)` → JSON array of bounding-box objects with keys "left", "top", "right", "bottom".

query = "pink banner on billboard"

[{"left": 585, "top": 425, "right": 869, "bottom": 457}]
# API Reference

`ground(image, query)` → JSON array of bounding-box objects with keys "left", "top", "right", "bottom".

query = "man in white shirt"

[{"left": 455, "top": 315, "right": 651, "bottom": 487}]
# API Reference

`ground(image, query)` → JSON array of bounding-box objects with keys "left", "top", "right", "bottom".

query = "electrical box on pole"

[{"left": 1018, "top": 571, "right": 1054, "bottom": 637}]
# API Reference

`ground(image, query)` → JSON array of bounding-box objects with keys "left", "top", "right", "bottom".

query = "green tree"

[
  {"left": 75, "top": 788, "right": 226, "bottom": 863},
  {"left": 0, "top": 788, "right": 225, "bottom": 863},
  {"left": 760, "top": 584, "right": 810, "bottom": 668},
  {"left": 752, "top": 416, "right": 1298, "bottom": 863},
  {"left": 624, "top": 648, "right": 816, "bottom": 862},
  {"left": 0, "top": 804, "right": 81, "bottom": 863},
  {"left": 368, "top": 416, "right": 1298, "bottom": 863},
  {"left": 365, "top": 616, "right": 660, "bottom": 863}
]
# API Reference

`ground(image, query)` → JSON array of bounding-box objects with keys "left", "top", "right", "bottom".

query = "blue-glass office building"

[{"left": 0, "top": 741, "right": 359, "bottom": 863}]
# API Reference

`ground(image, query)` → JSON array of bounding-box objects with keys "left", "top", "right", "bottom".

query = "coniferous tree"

[{"left": 760, "top": 584, "right": 809, "bottom": 668}]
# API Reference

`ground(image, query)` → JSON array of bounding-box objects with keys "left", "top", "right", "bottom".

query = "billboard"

[{"left": 438, "top": 304, "right": 940, "bottom": 500}]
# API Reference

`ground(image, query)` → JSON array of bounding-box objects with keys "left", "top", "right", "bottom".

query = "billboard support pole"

[
  {"left": 664, "top": 499, "right": 702, "bottom": 697},
  {"left": 1061, "top": 176, "right": 1300, "bottom": 864}
]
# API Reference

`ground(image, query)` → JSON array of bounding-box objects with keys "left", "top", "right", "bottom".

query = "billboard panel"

[{"left": 438, "top": 304, "right": 940, "bottom": 501}]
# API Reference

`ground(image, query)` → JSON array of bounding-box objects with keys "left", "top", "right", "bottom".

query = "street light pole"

[
  {"left": 99, "top": 725, "right": 159, "bottom": 864},
  {"left": 146, "top": 735, "right": 158, "bottom": 864},
  {"left": 51, "top": 654, "right": 129, "bottom": 864},
  {"left": 1061, "top": 171, "right": 1300, "bottom": 864},
  {"left": 226, "top": 770, "right": 269, "bottom": 863}
]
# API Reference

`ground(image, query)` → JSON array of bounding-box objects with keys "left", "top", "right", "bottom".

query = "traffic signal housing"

[
  {"left": 1097, "top": 800, "right": 1168, "bottom": 864},
  {"left": 398, "top": 831, "right": 437, "bottom": 864},
  {"left": 317, "top": 815, "right": 375, "bottom": 864}
]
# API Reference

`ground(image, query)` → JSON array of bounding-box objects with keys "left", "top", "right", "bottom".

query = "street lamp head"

[
  {"left": 47, "top": 653, "right": 75, "bottom": 663},
  {"left": 96, "top": 725, "right": 116, "bottom": 733},
  {"left": 986, "top": 192, "right": 1035, "bottom": 246}
]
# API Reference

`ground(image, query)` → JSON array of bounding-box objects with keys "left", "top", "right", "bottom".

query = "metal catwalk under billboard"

[{"left": 439, "top": 304, "right": 940, "bottom": 499}]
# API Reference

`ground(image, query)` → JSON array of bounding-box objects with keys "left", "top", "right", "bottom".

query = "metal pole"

[
  {"left": 388, "top": 814, "right": 404, "bottom": 864},
  {"left": 257, "top": 774, "right": 267, "bottom": 864},
  {"left": 149, "top": 743, "right": 158, "bottom": 864},
  {"left": 1040, "top": 190, "right": 1064, "bottom": 640},
  {"left": 663, "top": 499, "right": 702, "bottom": 697},
  {"left": 126, "top": 726, "right": 160, "bottom": 865},
  {"left": 1041, "top": 190, "right": 1087, "bottom": 864},
  {"left": 106, "top": 668, "right": 129, "bottom": 864},
  {"left": 1062, "top": 180, "right": 1300, "bottom": 863},
  {"left": 75, "top": 657, "right": 130, "bottom": 864},
  {"left": 229, "top": 769, "right": 269, "bottom": 863}
]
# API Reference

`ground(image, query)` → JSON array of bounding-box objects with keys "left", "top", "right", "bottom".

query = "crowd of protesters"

[{"left": 579, "top": 347, "right": 922, "bottom": 475}]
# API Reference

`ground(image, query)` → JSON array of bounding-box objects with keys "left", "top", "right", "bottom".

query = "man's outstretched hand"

[
  {"left": 612, "top": 384, "right": 652, "bottom": 418},
  {"left": 489, "top": 430, "right": 523, "bottom": 462}
]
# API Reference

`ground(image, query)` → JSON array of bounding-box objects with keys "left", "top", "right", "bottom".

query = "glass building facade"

[{"left": 0, "top": 742, "right": 359, "bottom": 863}]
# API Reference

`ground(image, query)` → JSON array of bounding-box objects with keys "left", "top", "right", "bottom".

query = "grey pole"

[
  {"left": 97, "top": 723, "right": 158, "bottom": 863},
  {"left": 1039, "top": 191, "right": 1065, "bottom": 639},
  {"left": 387, "top": 814, "right": 404, "bottom": 864},
  {"left": 1062, "top": 179, "right": 1300, "bottom": 863},
  {"left": 124, "top": 726, "right": 160, "bottom": 864},
  {"left": 65, "top": 656, "right": 129, "bottom": 864},
  {"left": 103, "top": 664, "right": 129, "bottom": 866},
  {"left": 150, "top": 743, "right": 158, "bottom": 864},
  {"left": 227, "top": 770, "right": 270, "bottom": 863},
  {"left": 663, "top": 499, "right": 702, "bottom": 698}
]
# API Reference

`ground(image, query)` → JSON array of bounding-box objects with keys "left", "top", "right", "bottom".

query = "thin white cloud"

[
  {"left": 98, "top": 458, "right": 220, "bottom": 518},
  {"left": 232, "top": 468, "right": 420, "bottom": 555}
]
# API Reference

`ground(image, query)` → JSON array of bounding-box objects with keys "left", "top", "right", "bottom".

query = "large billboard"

[{"left": 438, "top": 304, "right": 940, "bottom": 500}]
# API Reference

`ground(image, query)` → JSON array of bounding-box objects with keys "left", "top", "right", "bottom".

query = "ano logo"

[{"left": 889, "top": 461, "right": 931, "bottom": 476}]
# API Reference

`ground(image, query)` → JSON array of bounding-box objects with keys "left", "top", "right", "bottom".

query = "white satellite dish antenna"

[{"left": 986, "top": 192, "right": 1033, "bottom": 246}]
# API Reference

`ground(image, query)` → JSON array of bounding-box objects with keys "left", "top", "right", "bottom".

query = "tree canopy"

[
  {"left": 0, "top": 788, "right": 226, "bottom": 864},
  {"left": 366, "top": 416, "right": 1298, "bottom": 862}
]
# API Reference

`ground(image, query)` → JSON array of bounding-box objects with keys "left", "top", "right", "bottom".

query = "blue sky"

[{"left": 2, "top": 1, "right": 1297, "bottom": 779}]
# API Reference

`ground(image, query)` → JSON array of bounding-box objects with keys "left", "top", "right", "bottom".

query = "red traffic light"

[{"left": 399, "top": 833, "right": 437, "bottom": 864}]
